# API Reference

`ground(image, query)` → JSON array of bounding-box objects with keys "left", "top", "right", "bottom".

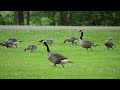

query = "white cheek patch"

[{"left": 60, "top": 59, "right": 70, "bottom": 64}]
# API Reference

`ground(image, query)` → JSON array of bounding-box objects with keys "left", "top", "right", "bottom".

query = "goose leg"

[
  {"left": 75, "top": 42, "right": 77, "bottom": 45},
  {"left": 72, "top": 42, "right": 74, "bottom": 45},
  {"left": 90, "top": 48, "right": 93, "bottom": 51},
  {"left": 62, "top": 64, "right": 64, "bottom": 67},
  {"left": 54, "top": 64, "right": 56, "bottom": 67},
  {"left": 15, "top": 44, "right": 17, "bottom": 47},
  {"left": 111, "top": 47, "right": 114, "bottom": 50}
]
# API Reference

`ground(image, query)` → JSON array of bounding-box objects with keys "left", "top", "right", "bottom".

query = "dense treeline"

[{"left": 0, "top": 11, "right": 120, "bottom": 26}]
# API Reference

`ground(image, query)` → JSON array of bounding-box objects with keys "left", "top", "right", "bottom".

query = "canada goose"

[
  {"left": 45, "top": 40, "right": 54, "bottom": 46},
  {"left": 24, "top": 44, "right": 38, "bottom": 52},
  {"left": 104, "top": 37, "right": 114, "bottom": 50},
  {"left": 79, "top": 30, "right": 99, "bottom": 50},
  {"left": 39, "top": 40, "right": 73, "bottom": 67},
  {"left": 64, "top": 37, "right": 79, "bottom": 45},
  {"left": 0, "top": 41, "right": 14, "bottom": 48},
  {"left": 39, "top": 39, "right": 54, "bottom": 46},
  {"left": 7, "top": 38, "right": 22, "bottom": 47}
]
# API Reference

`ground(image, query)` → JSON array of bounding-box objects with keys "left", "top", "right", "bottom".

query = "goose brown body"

[
  {"left": 64, "top": 37, "right": 79, "bottom": 45},
  {"left": 24, "top": 44, "right": 37, "bottom": 52},
  {"left": 7, "top": 38, "right": 22, "bottom": 47},
  {"left": 0, "top": 41, "right": 14, "bottom": 48},
  {"left": 104, "top": 37, "right": 114, "bottom": 50},
  {"left": 45, "top": 40, "right": 54, "bottom": 45},
  {"left": 79, "top": 30, "right": 99, "bottom": 50},
  {"left": 39, "top": 40, "right": 73, "bottom": 67}
]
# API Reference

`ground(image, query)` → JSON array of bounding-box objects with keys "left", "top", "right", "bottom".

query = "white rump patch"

[
  {"left": 60, "top": 59, "right": 70, "bottom": 64},
  {"left": 74, "top": 39, "right": 79, "bottom": 42}
]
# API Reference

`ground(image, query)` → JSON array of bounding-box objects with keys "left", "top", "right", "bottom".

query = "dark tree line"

[
  {"left": 0, "top": 11, "right": 120, "bottom": 26},
  {"left": 14, "top": 11, "right": 30, "bottom": 25}
]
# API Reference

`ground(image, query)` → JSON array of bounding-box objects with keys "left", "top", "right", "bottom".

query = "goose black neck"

[
  {"left": 80, "top": 32, "right": 83, "bottom": 40},
  {"left": 44, "top": 42, "right": 51, "bottom": 52}
]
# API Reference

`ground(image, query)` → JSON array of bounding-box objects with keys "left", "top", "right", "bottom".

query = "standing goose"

[
  {"left": 79, "top": 30, "right": 99, "bottom": 50},
  {"left": 39, "top": 40, "right": 73, "bottom": 67},
  {"left": 24, "top": 44, "right": 38, "bottom": 52},
  {"left": 64, "top": 37, "right": 79, "bottom": 45},
  {"left": 104, "top": 37, "right": 114, "bottom": 50}
]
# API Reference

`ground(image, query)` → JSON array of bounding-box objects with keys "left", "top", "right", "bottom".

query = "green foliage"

[
  {"left": 1, "top": 11, "right": 120, "bottom": 25},
  {"left": 0, "top": 29, "right": 120, "bottom": 79},
  {"left": 0, "top": 11, "right": 14, "bottom": 25}
]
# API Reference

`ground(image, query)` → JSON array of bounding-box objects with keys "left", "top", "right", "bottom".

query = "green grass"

[{"left": 0, "top": 29, "right": 120, "bottom": 79}]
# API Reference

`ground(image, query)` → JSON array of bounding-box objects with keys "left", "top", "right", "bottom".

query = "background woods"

[{"left": 0, "top": 11, "right": 120, "bottom": 26}]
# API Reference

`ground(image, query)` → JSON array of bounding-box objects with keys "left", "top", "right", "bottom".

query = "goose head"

[
  {"left": 38, "top": 40, "right": 45, "bottom": 43},
  {"left": 79, "top": 30, "right": 83, "bottom": 33}
]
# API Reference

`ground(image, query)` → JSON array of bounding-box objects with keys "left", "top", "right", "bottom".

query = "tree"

[
  {"left": 14, "top": 11, "right": 24, "bottom": 25},
  {"left": 0, "top": 12, "right": 5, "bottom": 25},
  {"left": 14, "top": 11, "right": 18, "bottom": 25},
  {"left": 27, "top": 11, "right": 30, "bottom": 25},
  {"left": 18, "top": 11, "right": 24, "bottom": 25},
  {"left": 59, "top": 11, "right": 70, "bottom": 25}
]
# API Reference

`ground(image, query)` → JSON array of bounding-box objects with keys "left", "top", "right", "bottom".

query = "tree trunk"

[
  {"left": 27, "top": 11, "right": 30, "bottom": 25},
  {"left": 18, "top": 11, "right": 24, "bottom": 25},
  {"left": 0, "top": 13, "right": 5, "bottom": 25},
  {"left": 14, "top": 11, "right": 19, "bottom": 25},
  {"left": 52, "top": 11, "right": 56, "bottom": 25},
  {"left": 59, "top": 11, "right": 70, "bottom": 26}
]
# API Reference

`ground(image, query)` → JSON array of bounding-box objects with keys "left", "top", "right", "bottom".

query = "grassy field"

[{"left": 0, "top": 29, "right": 120, "bottom": 79}]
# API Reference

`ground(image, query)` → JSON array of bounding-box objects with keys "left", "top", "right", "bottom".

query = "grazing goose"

[
  {"left": 64, "top": 37, "right": 79, "bottom": 45},
  {"left": 39, "top": 40, "right": 73, "bottom": 67},
  {"left": 45, "top": 40, "right": 54, "bottom": 46},
  {"left": 79, "top": 30, "right": 99, "bottom": 50},
  {"left": 104, "top": 37, "right": 114, "bottom": 50},
  {"left": 39, "top": 39, "right": 54, "bottom": 46},
  {"left": 7, "top": 38, "right": 22, "bottom": 47},
  {"left": 24, "top": 44, "right": 38, "bottom": 52},
  {"left": 0, "top": 41, "right": 14, "bottom": 48}
]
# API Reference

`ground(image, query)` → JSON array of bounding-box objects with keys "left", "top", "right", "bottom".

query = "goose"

[
  {"left": 0, "top": 41, "right": 14, "bottom": 48},
  {"left": 7, "top": 38, "right": 22, "bottom": 47},
  {"left": 45, "top": 40, "right": 54, "bottom": 46},
  {"left": 64, "top": 37, "right": 79, "bottom": 45},
  {"left": 79, "top": 30, "right": 99, "bottom": 50},
  {"left": 24, "top": 44, "right": 38, "bottom": 52},
  {"left": 39, "top": 40, "right": 73, "bottom": 67},
  {"left": 39, "top": 39, "right": 54, "bottom": 46},
  {"left": 104, "top": 37, "right": 114, "bottom": 50}
]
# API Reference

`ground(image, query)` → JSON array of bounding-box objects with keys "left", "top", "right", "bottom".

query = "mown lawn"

[{"left": 0, "top": 29, "right": 120, "bottom": 79}]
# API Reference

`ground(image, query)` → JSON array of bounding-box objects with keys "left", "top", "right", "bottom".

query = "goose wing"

[
  {"left": 50, "top": 52, "right": 67, "bottom": 60},
  {"left": 105, "top": 41, "right": 114, "bottom": 47},
  {"left": 8, "top": 38, "right": 18, "bottom": 42},
  {"left": 48, "top": 52, "right": 68, "bottom": 64},
  {"left": 81, "top": 40, "right": 94, "bottom": 47}
]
